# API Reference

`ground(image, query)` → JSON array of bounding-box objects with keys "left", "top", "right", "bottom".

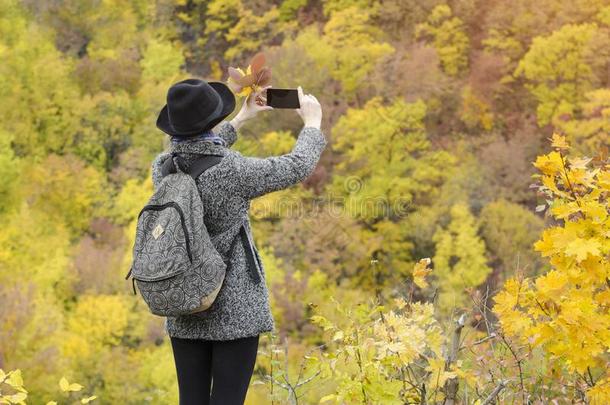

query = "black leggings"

[{"left": 170, "top": 335, "right": 259, "bottom": 405}]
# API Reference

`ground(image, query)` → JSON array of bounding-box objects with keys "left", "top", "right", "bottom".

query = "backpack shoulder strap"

[
  {"left": 161, "top": 153, "right": 224, "bottom": 180},
  {"left": 188, "top": 154, "right": 224, "bottom": 180}
]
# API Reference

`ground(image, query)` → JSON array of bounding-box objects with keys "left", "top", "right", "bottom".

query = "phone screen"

[{"left": 266, "top": 88, "right": 300, "bottom": 109}]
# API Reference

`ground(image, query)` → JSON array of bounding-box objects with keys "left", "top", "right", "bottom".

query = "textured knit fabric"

[
  {"left": 151, "top": 121, "right": 327, "bottom": 340},
  {"left": 170, "top": 130, "right": 226, "bottom": 146}
]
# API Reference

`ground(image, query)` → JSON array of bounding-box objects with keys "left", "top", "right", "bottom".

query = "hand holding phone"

[
  {"left": 265, "top": 87, "right": 322, "bottom": 128},
  {"left": 295, "top": 86, "right": 322, "bottom": 129}
]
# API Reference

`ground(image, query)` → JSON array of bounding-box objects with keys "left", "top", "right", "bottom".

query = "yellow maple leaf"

[
  {"left": 569, "top": 156, "right": 592, "bottom": 169},
  {"left": 412, "top": 258, "right": 432, "bottom": 288},
  {"left": 550, "top": 133, "right": 570, "bottom": 150},
  {"left": 564, "top": 238, "right": 602, "bottom": 262},
  {"left": 535, "top": 270, "right": 567, "bottom": 292},
  {"left": 534, "top": 151, "right": 564, "bottom": 176}
]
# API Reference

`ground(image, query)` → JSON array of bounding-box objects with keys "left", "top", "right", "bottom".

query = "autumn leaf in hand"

[{"left": 227, "top": 52, "right": 272, "bottom": 97}]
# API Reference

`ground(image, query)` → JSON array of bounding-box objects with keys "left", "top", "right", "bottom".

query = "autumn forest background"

[{"left": 0, "top": 0, "right": 609, "bottom": 403}]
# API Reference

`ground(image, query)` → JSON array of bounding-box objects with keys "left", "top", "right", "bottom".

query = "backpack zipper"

[{"left": 137, "top": 202, "right": 193, "bottom": 263}]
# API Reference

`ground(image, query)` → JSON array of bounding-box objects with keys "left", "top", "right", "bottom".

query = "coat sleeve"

[
  {"left": 213, "top": 121, "right": 238, "bottom": 147},
  {"left": 233, "top": 126, "right": 327, "bottom": 200}
]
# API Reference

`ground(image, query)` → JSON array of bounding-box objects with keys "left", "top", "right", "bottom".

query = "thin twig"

[
  {"left": 481, "top": 381, "right": 507, "bottom": 405},
  {"left": 460, "top": 333, "right": 497, "bottom": 351}
]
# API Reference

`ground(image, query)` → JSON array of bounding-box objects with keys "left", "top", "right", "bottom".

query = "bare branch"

[{"left": 481, "top": 381, "right": 507, "bottom": 405}]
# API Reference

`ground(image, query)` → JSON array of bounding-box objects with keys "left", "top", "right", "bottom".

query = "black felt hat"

[{"left": 156, "top": 78, "right": 236, "bottom": 137}]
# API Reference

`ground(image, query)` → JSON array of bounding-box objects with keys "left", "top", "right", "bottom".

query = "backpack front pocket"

[{"left": 132, "top": 202, "right": 192, "bottom": 282}]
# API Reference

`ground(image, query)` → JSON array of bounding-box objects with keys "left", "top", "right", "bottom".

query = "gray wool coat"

[{"left": 151, "top": 121, "right": 327, "bottom": 340}]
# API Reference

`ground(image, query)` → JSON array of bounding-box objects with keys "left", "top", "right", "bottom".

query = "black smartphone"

[{"left": 266, "top": 88, "right": 300, "bottom": 109}]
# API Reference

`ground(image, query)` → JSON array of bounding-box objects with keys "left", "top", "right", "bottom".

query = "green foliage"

[
  {"left": 479, "top": 199, "right": 545, "bottom": 276},
  {"left": 279, "top": 0, "right": 309, "bottom": 21},
  {"left": 515, "top": 23, "right": 610, "bottom": 126},
  {"left": 0, "top": 131, "right": 20, "bottom": 213},
  {"left": 308, "top": 261, "right": 488, "bottom": 404},
  {"left": 322, "top": 0, "right": 379, "bottom": 16},
  {"left": 0, "top": 1, "right": 81, "bottom": 158},
  {"left": 296, "top": 7, "right": 394, "bottom": 96},
  {"left": 557, "top": 88, "right": 610, "bottom": 155},
  {"left": 139, "top": 38, "right": 185, "bottom": 84},
  {"left": 432, "top": 203, "right": 492, "bottom": 309},
  {"left": 205, "top": 0, "right": 285, "bottom": 62},
  {"left": 331, "top": 97, "right": 453, "bottom": 284},
  {"left": 332, "top": 97, "right": 450, "bottom": 216},
  {"left": 416, "top": 4, "right": 470, "bottom": 76},
  {"left": 21, "top": 154, "right": 108, "bottom": 235}
]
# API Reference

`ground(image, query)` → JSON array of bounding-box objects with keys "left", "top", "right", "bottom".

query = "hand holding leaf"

[{"left": 227, "top": 52, "right": 272, "bottom": 97}]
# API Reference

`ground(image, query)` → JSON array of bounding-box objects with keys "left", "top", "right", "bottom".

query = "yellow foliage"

[
  {"left": 20, "top": 154, "right": 108, "bottom": 234},
  {"left": 62, "top": 295, "right": 132, "bottom": 356},
  {"left": 433, "top": 203, "right": 492, "bottom": 309},
  {"left": 310, "top": 293, "right": 474, "bottom": 404},
  {"left": 460, "top": 86, "right": 494, "bottom": 131},
  {"left": 494, "top": 135, "right": 610, "bottom": 400},
  {"left": 416, "top": 5, "right": 470, "bottom": 76},
  {"left": 296, "top": 7, "right": 393, "bottom": 96},
  {"left": 412, "top": 258, "right": 432, "bottom": 289}
]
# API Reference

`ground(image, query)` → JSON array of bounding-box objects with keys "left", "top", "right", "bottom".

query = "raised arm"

[
  {"left": 234, "top": 125, "right": 327, "bottom": 200},
  {"left": 234, "top": 86, "right": 325, "bottom": 200},
  {"left": 218, "top": 85, "right": 273, "bottom": 148},
  {"left": 213, "top": 121, "right": 238, "bottom": 147}
]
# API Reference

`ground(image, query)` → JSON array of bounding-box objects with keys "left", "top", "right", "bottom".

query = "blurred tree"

[
  {"left": 0, "top": 131, "right": 21, "bottom": 213},
  {"left": 460, "top": 85, "right": 494, "bottom": 131},
  {"left": 278, "top": 0, "right": 309, "bottom": 22},
  {"left": 375, "top": 0, "right": 444, "bottom": 40},
  {"left": 72, "top": 219, "right": 127, "bottom": 295},
  {"left": 75, "top": 50, "right": 142, "bottom": 96},
  {"left": 515, "top": 23, "right": 610, "bottom": 126},
  {"left": 432, "top": 203, "right": 491, "bottom": 310},
  {"left": 482, "top": 0, "right": 609, "bottom": 67},
  {"left": 224, "top": 7, "right": 284, "bottom": 61},
  {"left": 370, "top": 44, "right": 451, "bottom": 103},
  {"left": 20, "top": 154, "right": 108, "bottom": 235},
  {"left": 416, "top": 4, "right": 470, "bottom": 76},
  {"left": 476, "top": 127, "right": 542, "bottom": 205},
  {"left": 322, "top": 0, "right": 378, "bottom": 16},
  {"left": 204, "top": 0, "right": 286, "bottom": 62},
  {"left": 331, "top": 97, "right": 454, "bottom": 285},
  {"left": 0, "top": 1, "right": 81, "bottom": 158},
  {"left": 296, "top": 6, "right": 394, "bottom": 98},
  {"left": 557, "top": 88, "right": 610, "bottom": 156},
  {"left": 479, "top": 199, "right": 545, "bottom": 279}
]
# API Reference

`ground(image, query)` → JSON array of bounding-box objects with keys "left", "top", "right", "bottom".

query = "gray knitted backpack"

[{"left": 125, "top": 154, "right": 227, "bottom": 317}]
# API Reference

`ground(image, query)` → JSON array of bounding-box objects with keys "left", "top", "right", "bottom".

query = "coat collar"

[{"left": 169, "top": 140, "right": 229, "bottom": 156}]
